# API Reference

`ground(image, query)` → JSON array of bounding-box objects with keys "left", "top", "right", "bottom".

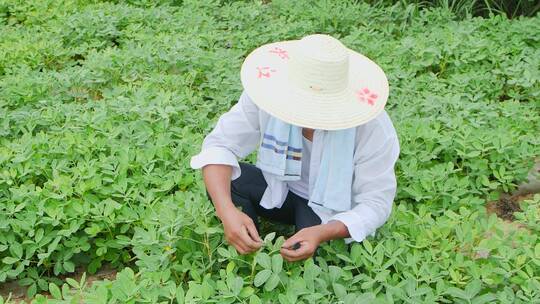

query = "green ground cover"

[{"left": 0, "top": 0, "right": 539, "bottom": 303}]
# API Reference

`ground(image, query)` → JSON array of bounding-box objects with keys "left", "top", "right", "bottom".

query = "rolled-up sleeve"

[
  {"left": 331, "top": 115, "right": 400, "bottom": 243},
  {"left": 190, "top": 91, "right": 261, "bottom": 180}
]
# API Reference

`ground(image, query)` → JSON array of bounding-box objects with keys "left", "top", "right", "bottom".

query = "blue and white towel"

[
  {"left": 256, "top": 117, "right": 303, "bottom": 180},
  {"left": 256, "top": 116, "right": 356, "bottom": 212}
]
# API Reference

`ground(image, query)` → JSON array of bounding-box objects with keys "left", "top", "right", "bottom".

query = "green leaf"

[
  {"left": 80, "top": 272, "right": 86, "bottom": 288},
  {"left": 226, "top": 261, "right": 235, "bottom": 273},
  {"left": 63, "top": 261, "right": 75, "bottom": 273},
  {"left": 333, "top": 283, "right": 347, "bottom": 299},
  {"left": 249, "top": 295, "right": 262, "bottom": 304},
  {"left": 264, "top": 232, "right": 276, "bottom": 244},
  {"left": 11, "top": 243, "right": 23, "bottom": 259},
  {"left": 37, "top": 279, "right": 48, "bottom": 291},
  {"left": 254, "top": 269, "right": 272, "bottom": 287},
  {"left": 256, "top": 253, "right": 272, "bottom": 269},
  {"left": 363, "top": 240, "right": 373, "bottom": 254},
  {"left": 27, "top": 283, "right": 37, "bottom": 298},
  {"left": 66, "top": 278, "right": 80, "bottom": 289},
  {"left": 217, "top": 247, "right": 230, "bottom": 258},
  {"left": 239, "top": 286, "right": 254, "bottom": 298},
  {"left": 19, "top": 278, "right": 34, "bottom": 286},
  {"left": 35, "top": 229, "right": 44, "bottom": 243},
  {"left": 465, "top": 280, "right": 481, "bottom": 297},
  {"left": 54, "top": 261, "right": 63, "bottom": 276},
  {"left": 88, "top": 259, "right": 101, "bottom": 275},
  {"left": 94, "top": 284, "right": 108, "bottom": 302},
  {"left": 176, "top": 285, "right": 185, "bottom": 304},
  {"left": 230, "top": 276, "right": 243, "bottom": 295},
  {"left": 472, "top": 293, "right": 497, "bottom": 304},
  {"left": 2, "top": 257, "right": 18, "bottom": 264},
  {"left": 264, "top": 273, "right": 280, "bottom": 291},
  {"left": 361, "top": 280, "right": 374, "bottom": 290},
  {"left": 336, "top": 254, "right": 353, "bottom": 263},
  {"left": 329, "top": 266, "right": 343, "bottom": 282},
  {"left": 271, "top": 254, "right": 283, "bottom": 273},
  {"left": 49, "top": 283, "right": 62, "bottom": 299},
  {"left": 62, "top": 284, "right": 72, "bottom": 300},
  {"left": 103, "top": 198, "right": 122, "bottom": 216},
  {"left": 446, "top": 287, "right": 469, "bottom": 300}
]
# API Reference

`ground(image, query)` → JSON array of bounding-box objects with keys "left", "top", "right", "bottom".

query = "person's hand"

[
  {"left": 280, "top": 226, "right": 322, "bottom": 262},
  {"left": 218, "top": 204, "right": 262, "bottom": 254}
]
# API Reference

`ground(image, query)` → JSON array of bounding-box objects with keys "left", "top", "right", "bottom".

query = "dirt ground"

[
  {"left": 483, "top": 193, "right": 534, "bottom": 241},
  {"left": 485, "top": 193, "right": 533, "bottom": 221}
]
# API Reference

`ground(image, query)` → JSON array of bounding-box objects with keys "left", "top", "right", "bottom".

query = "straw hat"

[{"left": 240, "top": 34, "right": 389, "bottom": 130}]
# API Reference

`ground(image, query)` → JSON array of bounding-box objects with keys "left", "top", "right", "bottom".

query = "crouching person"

[{"left": 191, "top": 34, "right": 400, "bottom": 261}]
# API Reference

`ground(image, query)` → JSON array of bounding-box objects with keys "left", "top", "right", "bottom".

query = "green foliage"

[
  {"left": 366, "top": 0, "right": 540, "bottom": 18},
  {"left": 0, "top": 0, "right": 539, "bottom": 303},
  {"left": 514, "top": 194, "right": 540, "bottom": 232}
]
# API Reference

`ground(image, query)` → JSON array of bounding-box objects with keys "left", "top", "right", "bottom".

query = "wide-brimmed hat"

[{"left": 240, "top": 34, "right": 389, "bottom": 130}]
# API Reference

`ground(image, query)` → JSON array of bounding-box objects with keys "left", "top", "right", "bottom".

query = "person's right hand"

[{"left": 217, "top": 205, "right": 262, "bottom": 254}]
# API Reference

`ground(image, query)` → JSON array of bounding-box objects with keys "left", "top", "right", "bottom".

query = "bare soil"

[
  {"left": 485, "top": 194, "right": 532, "bottom": 221},
  {"left": 484, "top": 193, "right": 534, "bottom": 237}
]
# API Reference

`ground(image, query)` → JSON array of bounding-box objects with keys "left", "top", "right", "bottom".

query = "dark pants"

[{"left": 230, "top": 163, "right": 321, "bottom": 233}]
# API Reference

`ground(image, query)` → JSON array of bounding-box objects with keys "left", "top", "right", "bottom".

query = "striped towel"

[
  {"left": 256, "top": 117, "right": 303, "bottom": 181},
  {"left": 256, "top": 116, "right": 356, "bottom": 212}
]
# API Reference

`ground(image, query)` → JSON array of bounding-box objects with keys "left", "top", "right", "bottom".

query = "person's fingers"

[
  {"left": 280, "top": 242, "right": 315, "bottom": 262},
  {"left": 282, "top": 233, "right": 303, "bottom": 249},
  {"left": 245, "top": 220, "right": 262, "bottom": 243},
  {"left": 281, "top": 249, "right": 308, "bottom": 262},
  {"left": 225, "top": 230, "right": 249, "bottom": 254},
  {"left": 280, "top": 248, "right": 296, "bottom": 261},
  {"left": 239, "top": 225, "right": 261, "bottom": 251},
  {"left": 286, "top": 254, "right": 308, "bottom": 262},
  {"left": 231, "top": 240, "right": 248, "bottom": 255},
  {"left": 280, "top": 242, "right": 311, "bottom": 260}
]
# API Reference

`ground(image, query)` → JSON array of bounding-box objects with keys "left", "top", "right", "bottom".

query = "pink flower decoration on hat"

[
  {"left": 355, "top": 87, "right": 378, "bottom": 106},
  {"left": 269, "top": 47, "right": 289, "bottom": 59},
  {"left": 256, "top": 66, "right": 277, "bottom": 78}
]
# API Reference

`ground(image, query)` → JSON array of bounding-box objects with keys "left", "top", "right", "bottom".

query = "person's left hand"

[{"left": 280, "top": 226, "right": 322, "bottom": 262}]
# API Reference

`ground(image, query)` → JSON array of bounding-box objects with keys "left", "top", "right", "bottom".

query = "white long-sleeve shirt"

[{"left": 190, "top": 91, "right": 400, "bottom": 243}]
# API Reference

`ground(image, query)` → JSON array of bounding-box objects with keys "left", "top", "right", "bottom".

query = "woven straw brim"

[{"left": 240, "top": 40, "right": 389, "bottom": 130}]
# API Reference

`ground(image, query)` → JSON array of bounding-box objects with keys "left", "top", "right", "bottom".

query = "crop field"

[{"left": 0, "top": 0, "right": 539, "bottom": 303}]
